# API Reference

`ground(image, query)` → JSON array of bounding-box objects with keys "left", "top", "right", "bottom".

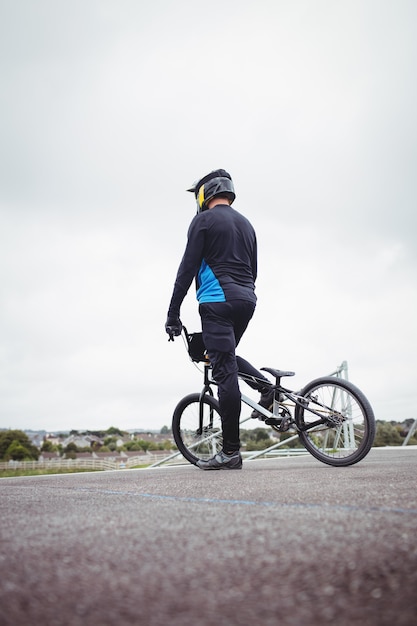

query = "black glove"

[{"left": 165, "top": 315, "right": 182, "bottom": 340}]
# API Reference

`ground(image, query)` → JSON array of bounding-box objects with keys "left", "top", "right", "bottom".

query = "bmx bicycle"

[{"left": 169, "top": 327, "right": 376, "bottom": 468}]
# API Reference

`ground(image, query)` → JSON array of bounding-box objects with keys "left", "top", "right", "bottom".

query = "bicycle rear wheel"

[
  {"left": 172, "top": 393, "right": 223, "bottom": 466},
  {"left": 295, "top": 376, "right": 375, "bottom": 466}
]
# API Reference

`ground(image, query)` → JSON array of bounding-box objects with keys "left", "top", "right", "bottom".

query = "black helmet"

[{"left": 187, "top": 169, "right": 236, "bottom": 213}]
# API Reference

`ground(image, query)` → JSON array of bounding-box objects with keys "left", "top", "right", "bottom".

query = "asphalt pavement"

[{"left": 1, "top": 448, "right": 416, "bottom": 626}]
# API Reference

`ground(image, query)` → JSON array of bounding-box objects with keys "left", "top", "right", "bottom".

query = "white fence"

[{"left": 0, "top": 454, "right": 166, "bottom": 473}]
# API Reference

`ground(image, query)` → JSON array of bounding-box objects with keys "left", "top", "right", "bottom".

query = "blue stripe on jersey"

[{"left": 197, "top": 260, "right": 226, "bottom": 303}]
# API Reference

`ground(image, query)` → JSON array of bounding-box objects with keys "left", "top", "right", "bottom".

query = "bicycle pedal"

[
  {"left": 265, "top": 415, "right": 294, "bottom": 432},
  {"left": 264, "top": 417, "right": 282, "bottom": 427}
]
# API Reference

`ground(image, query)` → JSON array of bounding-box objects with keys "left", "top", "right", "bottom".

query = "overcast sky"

[{"left": 0, "top": 0, "right": 416, "bottom": 433}]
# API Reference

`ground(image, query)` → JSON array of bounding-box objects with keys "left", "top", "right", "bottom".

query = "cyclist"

[{"left": 165, "top": 169, "right": 273, "bottom": 470}]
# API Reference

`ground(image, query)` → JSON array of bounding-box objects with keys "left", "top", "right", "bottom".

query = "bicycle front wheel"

[
  {"left": 172, "top": 393, "right": 223, "bottom": 466},
  {"left": 295, "top": 376, "right": 375, "bottom": 467}
]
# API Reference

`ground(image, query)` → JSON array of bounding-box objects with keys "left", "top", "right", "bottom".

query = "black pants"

[{"left": 199, "top": 300, "right": 270, "bottom": 453}]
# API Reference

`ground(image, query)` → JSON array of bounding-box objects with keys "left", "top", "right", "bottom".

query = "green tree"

[
  {"left": 136, "top": 439, "right": 151, "bottom": 452},
  {"left": 106, "top": 426, "right": 126, "bottom": 437},
  {"left": 124, "top": 441, "right": 143, "bottom": 451},
  {"left": 0, "top": 430, "right": 39, "bottom": 461},
  {"left": 104, "top": 436, "right": 118, "bottom": 451},
  {"left": 246, "top": 437, "right": 275, "bottom": 451},
  {"left": 41, "top": 439, "right": 57, "bottom": 452},
  {"left": 63, "top": 442, "right": 78, "bottom": 458},
  {"left": 374, "top": 421, "right": 403, "bottom": 446},
  {"left": 279, "top": 432, "right": 303, "bottom": 448},
  {"left": 89, "top": 430, "right": 107, "bottom": 438},
  {"left": 5, "top": 440, "right": 31, "bottom": 461},
  {"left": 241, "top": 427, "right": 272, "bottom": 444},
  {"left": 254, "top": 428, "right": 270, "bottom": 442},
  {"left": 241, "top": 427, "right": 275, "bottom": 451}
]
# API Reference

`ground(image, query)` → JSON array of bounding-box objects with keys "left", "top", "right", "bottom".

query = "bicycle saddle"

[{"left": 261, "top": 367, "right": 295, "bottom": 379}]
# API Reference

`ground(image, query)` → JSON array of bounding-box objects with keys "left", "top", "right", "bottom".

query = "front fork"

[{"left": 198, "top": 363, "right": 215, "bottom": 435}]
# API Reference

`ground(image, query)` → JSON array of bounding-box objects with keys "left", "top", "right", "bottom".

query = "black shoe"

[
  {"left": 251, "top": 388, "right": 274, "bottom": 419},
  {"left": 197, "top": 450, "right": 242, "bottom": 470}
]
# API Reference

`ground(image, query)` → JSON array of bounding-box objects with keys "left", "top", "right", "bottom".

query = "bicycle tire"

[
  {"left": 172, "top": 393, "right": 223, "bottom": 465},
  {"left": 294, "top": 376, "right": 375, "bottom": 467}
]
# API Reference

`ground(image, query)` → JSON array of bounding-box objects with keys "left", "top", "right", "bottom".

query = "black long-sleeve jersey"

[{"left": 168, "top": 204, "right": 257, "bottom": 317}]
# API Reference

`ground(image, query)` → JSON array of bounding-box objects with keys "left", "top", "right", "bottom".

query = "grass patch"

[{"left": 0, "top": 468, "right": 104, "bottom": 478}]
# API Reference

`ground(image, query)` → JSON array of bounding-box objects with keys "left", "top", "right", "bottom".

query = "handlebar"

[{"left": 166, "top": 325, "right": 187, "bottom": 342}]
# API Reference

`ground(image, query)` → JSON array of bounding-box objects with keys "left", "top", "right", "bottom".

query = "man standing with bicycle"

[{"left": 165, "top": 169, "right": 272, "bottom": 470}]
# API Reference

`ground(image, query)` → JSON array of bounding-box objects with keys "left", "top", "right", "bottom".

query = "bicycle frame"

[
  {"left": 198, "top": 361, "right": 299, "bottom": 430},
  {"left": 181, "top": 326, "right": 354, "bottom": 440},
  {"left": 198, "top": 361, "right": 350, "bottom": 438}
]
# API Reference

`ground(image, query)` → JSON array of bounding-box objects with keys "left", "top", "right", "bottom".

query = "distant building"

[{"left": 62, "top": 434, "right": 103, "bottom": 449}]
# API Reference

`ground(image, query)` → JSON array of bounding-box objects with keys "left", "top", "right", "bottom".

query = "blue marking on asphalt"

[{"left": 76, "top": 488, "right": 417, "bottom": 516}]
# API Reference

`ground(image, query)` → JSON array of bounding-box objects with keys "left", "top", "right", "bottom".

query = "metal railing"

[{"left": 402, "top": 418, "right": 417, "bottom": 446}]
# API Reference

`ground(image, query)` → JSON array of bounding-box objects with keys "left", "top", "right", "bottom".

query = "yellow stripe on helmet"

[{"left": 198, "top": 184, "right": 205, "bottom": 210}]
